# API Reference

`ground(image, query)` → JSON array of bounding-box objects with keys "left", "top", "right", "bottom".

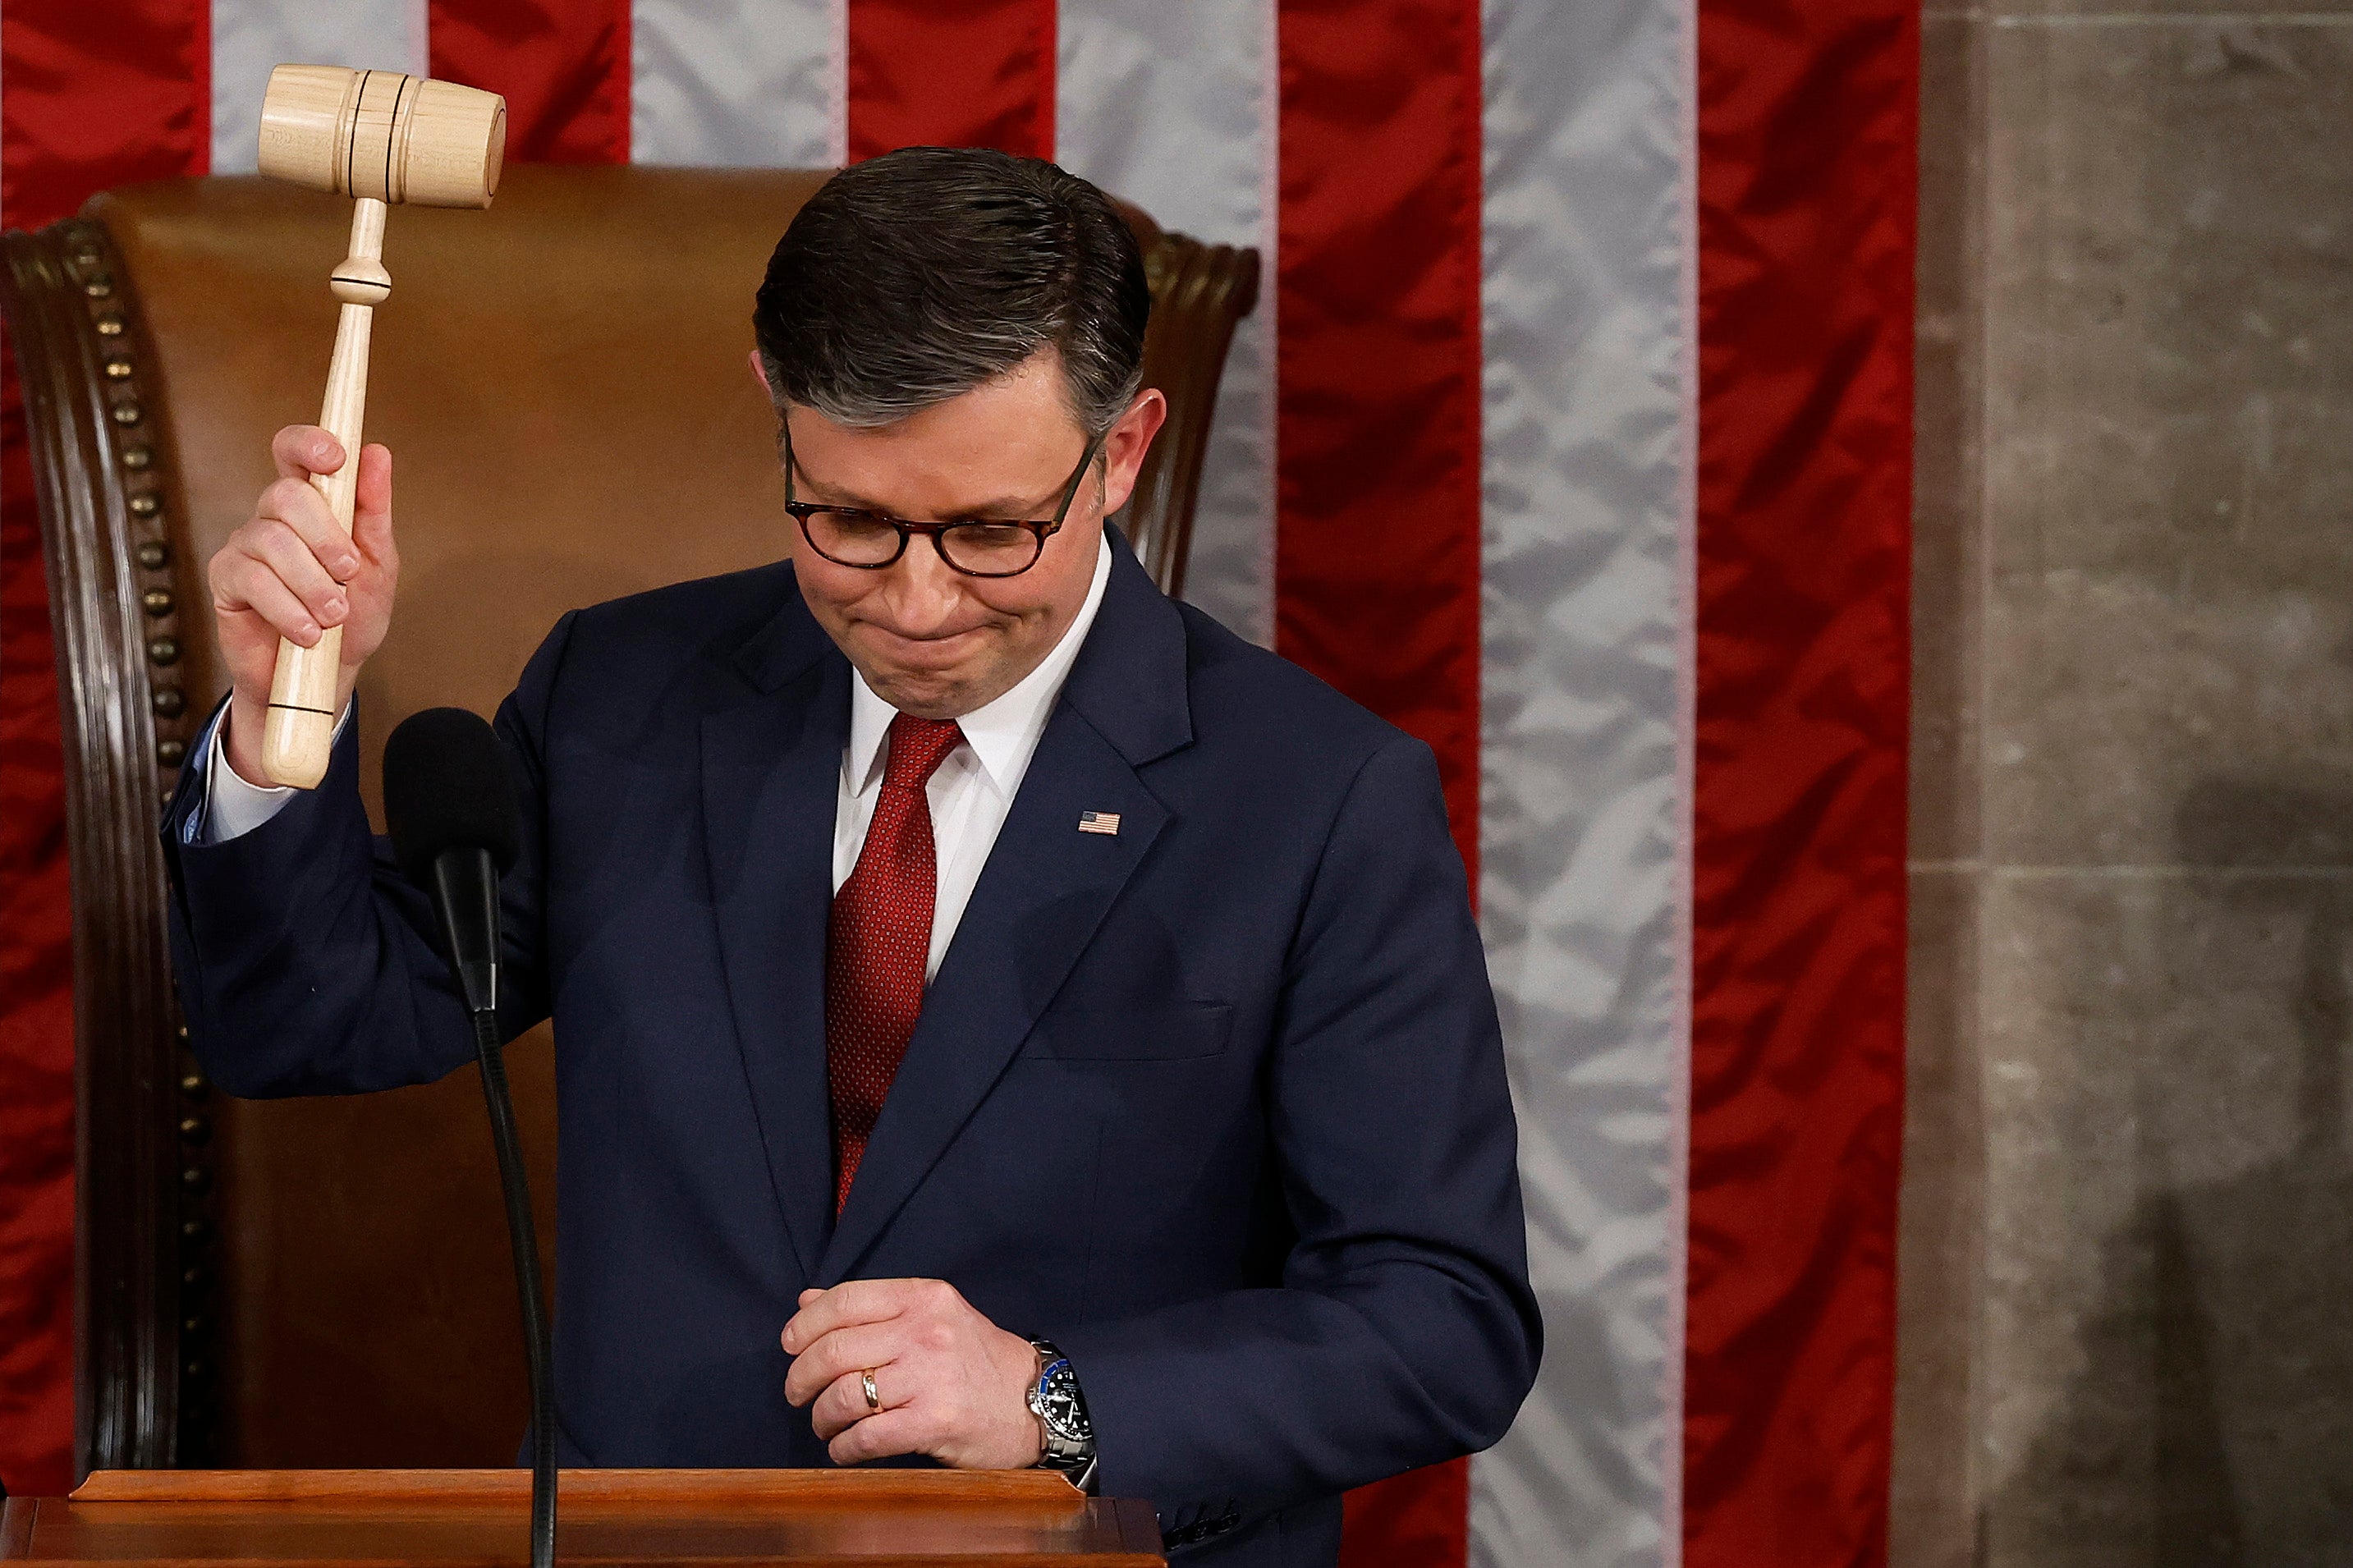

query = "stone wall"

[{"left": 1897, "top": 2, "right": 2353, "bottom": 1561}]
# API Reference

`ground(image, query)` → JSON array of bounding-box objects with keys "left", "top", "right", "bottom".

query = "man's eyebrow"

[{"left": 792, "top": 457, "right": 1062, "bottom": 521}]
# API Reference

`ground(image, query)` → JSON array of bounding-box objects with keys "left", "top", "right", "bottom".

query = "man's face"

[{"left": 765, "top": 348, "right": 1165, "bottom": 720}]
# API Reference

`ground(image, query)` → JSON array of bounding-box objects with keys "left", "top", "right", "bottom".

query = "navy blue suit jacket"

[{"left": 163, "top": 532, "right": 1540, "bottom": 1564}]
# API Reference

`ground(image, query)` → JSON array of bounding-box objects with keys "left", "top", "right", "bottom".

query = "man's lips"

[{"left": 857, "top": 623, "right": 993, "bottom": 664}]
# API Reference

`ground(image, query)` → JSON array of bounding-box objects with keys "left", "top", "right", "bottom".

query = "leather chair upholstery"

[{"left": 0, "top": 166, "right": 1257, "bottom": 1474}]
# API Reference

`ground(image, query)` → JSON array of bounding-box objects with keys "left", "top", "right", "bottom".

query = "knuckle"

[
  {"left": 237, "top": 519, "right": 284, "bottom": 562},
  {"left": 255, "top": 520, "right": 309, "bottom": 571}
]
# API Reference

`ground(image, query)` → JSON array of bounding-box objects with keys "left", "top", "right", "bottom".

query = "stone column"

[{"left": 1897, "top": 1, "right": 2353, "bottom": 1561}]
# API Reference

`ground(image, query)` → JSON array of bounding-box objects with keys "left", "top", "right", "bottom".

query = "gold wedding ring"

[{"left": 860, "top": 1368, "right": 881, "bottom": 1412}]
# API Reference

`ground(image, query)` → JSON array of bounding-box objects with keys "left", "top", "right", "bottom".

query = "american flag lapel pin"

[{"left": 1078, "top": 810, "right": 1121, "bottom": 837}]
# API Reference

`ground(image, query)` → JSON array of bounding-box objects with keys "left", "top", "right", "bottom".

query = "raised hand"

[{"left": 206, "top": 424, "right": 398, "bottom": 786}]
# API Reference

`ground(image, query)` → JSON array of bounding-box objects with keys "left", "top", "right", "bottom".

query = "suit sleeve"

[
  {"left": 1055, "top": 735, "right": 1543, "bottom": 1534},
  {"left": 162, "top": 612, "right": 578, "bottom": 1097}
]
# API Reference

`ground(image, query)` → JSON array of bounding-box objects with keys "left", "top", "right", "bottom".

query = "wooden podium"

[{"left": 0, "top": 1469, "right": 1166, "bottom": 1565}]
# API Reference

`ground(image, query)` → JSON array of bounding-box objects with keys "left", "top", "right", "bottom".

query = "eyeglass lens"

[{"left": 803, "top": 512, "right": 1043, "bottom": 575}]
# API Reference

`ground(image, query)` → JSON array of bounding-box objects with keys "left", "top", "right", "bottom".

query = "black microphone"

[{"left": 383, "top": 707, "right": 553, "bottom": 1568}]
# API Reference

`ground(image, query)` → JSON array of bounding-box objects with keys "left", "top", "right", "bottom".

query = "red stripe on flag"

[
  {"left": 0, "top": 0, "right": 212, "bottom": 1498},
  {"left": 846, "top": 0, "right": 1057, "bottom": 162},
  {"left": 1274, "top": 0, "right": 1484, "bottom": 881},
  {"left": 1276, "top": 4, "right": 1483, "bottom": 1565},
  {"left": 427, "top": 0, "right": 632, "bottom": 164},
  {"left": 1685, "top": 0, "right": 1916, "bottom": 1558}
]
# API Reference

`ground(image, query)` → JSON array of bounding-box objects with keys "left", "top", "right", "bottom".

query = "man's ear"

[
  {"left": 1098, "top": 389, "right": 1168, "bottom": 519},
  {"left": 748, "top": 349, "right": 773, "bottom": 397}
]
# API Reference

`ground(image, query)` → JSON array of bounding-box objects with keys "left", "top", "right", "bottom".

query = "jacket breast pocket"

[{"left": 1030, "top": 1002, "right": 1233, "bottom": 1061}]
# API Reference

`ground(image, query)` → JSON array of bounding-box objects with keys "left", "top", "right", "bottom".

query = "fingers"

[
  {"left": 265, "top": 474, "right": 362, "bottom": 575},
  {"left": 784, "top": 1320, "right": 901, "bottom": 1409},
  {"left": 212, "top": 554, "right": 324, "bottom": 647},
  {"left": 827, "top": 1407, "right": 928, "bottom": 1467},
  {"left": 245, "top": 511, "right": 351, "bottom": 628},
  {"left": 782, "top": 1277, "right": 927, "bottom": 1355},
  {"left": 271, "top": 424, "right": 346, "bottom": 483},
  {"left": 810, "top": 1362, "right": 898, "bottom": 1441}
]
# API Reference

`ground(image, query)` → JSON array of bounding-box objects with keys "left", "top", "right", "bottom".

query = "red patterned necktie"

[{"left": 826, "top": 712, "right": 966, "bottom": 1212}]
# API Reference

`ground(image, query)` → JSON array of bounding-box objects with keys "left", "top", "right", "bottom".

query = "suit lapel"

[
  {"left": 700, "top": 598, "right": 848, "bottom": 1280},
  {"left": 819, "top": 534, "right": 1196, "bottom": 1281}
]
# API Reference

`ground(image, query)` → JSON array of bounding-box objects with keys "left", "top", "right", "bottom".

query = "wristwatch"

[{"left": 1025, "top": 1339, "right": 1098, "bottom": 1492}]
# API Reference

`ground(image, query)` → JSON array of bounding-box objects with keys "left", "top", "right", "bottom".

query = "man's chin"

[{"left": 853, "top": 661, "right": 992, "bottom": 720}]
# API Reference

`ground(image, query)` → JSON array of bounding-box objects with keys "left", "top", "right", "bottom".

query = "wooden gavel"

[{"left": 254, "top": 65, "right": 507, "bottom": 787}]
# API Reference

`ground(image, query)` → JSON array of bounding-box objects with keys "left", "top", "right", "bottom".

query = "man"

[{"left": 166, "top": 148, "right": 1539, "bottom": 1562}]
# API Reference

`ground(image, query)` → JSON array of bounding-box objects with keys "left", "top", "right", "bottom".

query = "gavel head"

[{"left": 258, "top": 64, "right": 506, "bottom": 209}]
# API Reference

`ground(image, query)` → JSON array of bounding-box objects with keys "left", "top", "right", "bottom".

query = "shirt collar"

[{"left": 846, "top": 531, "right": 1115, "bottom": 797}]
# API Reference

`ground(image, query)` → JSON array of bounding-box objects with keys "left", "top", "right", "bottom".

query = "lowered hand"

[{"left": 782, "top": 1277, "right": 1043, "bottom": 1469}]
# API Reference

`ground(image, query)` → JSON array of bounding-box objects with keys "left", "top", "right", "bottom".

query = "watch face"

[{"left": 1037, "top": 1362, "right": 1093, "bottom": 1442}]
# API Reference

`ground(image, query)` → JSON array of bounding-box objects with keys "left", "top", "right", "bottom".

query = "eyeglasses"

[{"left": 782, "top": 418, "right": 1104, "bottom": 580}]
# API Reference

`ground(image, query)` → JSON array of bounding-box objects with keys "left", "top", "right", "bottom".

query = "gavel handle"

[{"left": 261, "top": 199, "right": 387, "bottom": 787}]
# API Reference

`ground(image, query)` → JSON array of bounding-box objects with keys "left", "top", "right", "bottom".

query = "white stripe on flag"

[
  {"left": 1055, "top": 0, "right": 1277, "bottom": 648},
  {"left": 210, "top": 0, "right": 428, "bottom": 175},
  {"left": 632, "top": 0, "right": 842, "bottom": 168},
  {"left": 1472, "top": 0, "right": 1697, "bottom": 1557}
]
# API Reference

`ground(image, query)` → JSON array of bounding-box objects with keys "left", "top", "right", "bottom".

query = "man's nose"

[{"left": 880, "top": 535, "right": 969, "bottom": 630}]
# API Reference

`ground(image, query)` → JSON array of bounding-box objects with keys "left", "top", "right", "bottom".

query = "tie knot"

[{"left": 882, "top": 713, "right": 964, "bottom": 793}]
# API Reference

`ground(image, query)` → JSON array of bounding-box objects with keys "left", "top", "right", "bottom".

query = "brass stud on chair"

[
  {"left": 142, "top": 588, "right": 173, "bottom": 617},
  {"left": 103, "top": 357, "right": 133, "bottom": 380},
  {"left": 178, "top": 1115, "right": 210, "bottom": 1144},
  {"left": 111, "top": 401, "right": 141, "bottom": 426},
  {"left": 152, "top": 687, "right": 186, "bottom": 718},
  {"left": 130, "top": 492, "right": 160, "bottom": 517},
  {"left": 83, "top": 273, "right": 113, "bottom": 298},
  {"left": 149, "top": 635, "right": 181, "bottom": 665},
  {"left": 157, "top": 737, "right": 187, "bottom": 767},
  {"left": 95, "top": 314, "right": 125, "bottom": 337},
  {"left": 179, "top": 1071, "right": 207, "bottom": 1098},
  {"left": 179, "top": 1166, "right": 209, "bottom": 1193},
  {"left": 137, "top": 539, "right": 170, "bottom": 569},
  {"left": 121, "top": 445, "right": 152, "bottom": 470}
]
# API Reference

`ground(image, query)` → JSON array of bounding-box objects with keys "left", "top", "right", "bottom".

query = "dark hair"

[{"left": 753, "top": 147, "right": 1152, "bottom": 438}]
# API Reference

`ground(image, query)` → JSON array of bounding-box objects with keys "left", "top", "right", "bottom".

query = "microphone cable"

[{"left": 470, "top": 1006, "right": 555, "bottom": 1568}]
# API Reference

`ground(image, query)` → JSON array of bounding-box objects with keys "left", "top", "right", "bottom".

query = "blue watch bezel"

[{"left": 1034, "top": 1355, "right": 1092, "bottom": 1442}]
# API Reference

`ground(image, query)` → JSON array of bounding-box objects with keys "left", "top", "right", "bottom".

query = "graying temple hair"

[{"left": 753, "top": 147, "right": 1151, "bottom": 440}]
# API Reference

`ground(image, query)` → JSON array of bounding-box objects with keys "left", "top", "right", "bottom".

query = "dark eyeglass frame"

[{"left": 781, "top": 418, "right": 1105, "bottom": 580}]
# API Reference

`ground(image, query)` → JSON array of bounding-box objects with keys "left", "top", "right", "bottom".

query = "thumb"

[{"left": 352, "top": 443, "right": 396, "bottom": 568}]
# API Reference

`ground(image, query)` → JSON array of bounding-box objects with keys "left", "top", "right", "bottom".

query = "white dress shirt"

[{"left": 202, "top": 535, "right": 1115, "bottom": 986}]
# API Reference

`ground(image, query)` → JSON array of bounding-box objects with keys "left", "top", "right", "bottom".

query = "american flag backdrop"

[{"left": 0, "top": 3, "right": 1915, "bottom": 1565}]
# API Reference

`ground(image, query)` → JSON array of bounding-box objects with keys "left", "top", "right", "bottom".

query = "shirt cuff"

[{"left": 199, "top": 700, "right": 353, "bottom": 846}]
